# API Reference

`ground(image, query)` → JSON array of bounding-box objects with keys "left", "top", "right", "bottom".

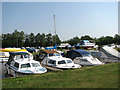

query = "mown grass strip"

[{"left": 2, "top": 63, "right": 119, "bottom": 88}]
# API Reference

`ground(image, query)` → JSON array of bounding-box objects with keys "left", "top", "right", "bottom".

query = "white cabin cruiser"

[
  {"left": 0, "top": 48, "right": 33, "bottom": 62},
  {"left": 0, "top": 52, "right": 9, "bottom": 62},
  {"left": 75, "top": 40, "right": 95, "bottom": 49},
  {"left": 66, "top": 49, "right": 104, "bottom": 66},
  {"left": 5, "top": 52, "right": 47, "bottom": 77},
  {"left": 41, "top": 50, "right": 81, "bottom": 70}
]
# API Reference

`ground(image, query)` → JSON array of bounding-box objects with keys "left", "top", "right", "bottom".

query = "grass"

[{"left": 2, "top": 63, "right": 119, "bottom": 88}]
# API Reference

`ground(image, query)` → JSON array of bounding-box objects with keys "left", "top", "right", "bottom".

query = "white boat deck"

[{"left": 102, "top": 46, "right": 120, "bottom": 58}]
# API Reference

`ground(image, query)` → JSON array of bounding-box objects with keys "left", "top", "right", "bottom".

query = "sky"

[{"left": 2, "top": 1, "right": 118, "bottom": 41}]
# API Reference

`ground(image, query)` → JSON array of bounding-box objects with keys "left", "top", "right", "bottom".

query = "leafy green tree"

[
  {"left": 68, "top": 36, "right": 80, "bottom": 46},
  {"left": 35, "top": 33, "right": 41, "bottom": 47},
  {"left": 40, "top": 33, "right": 46, "bottom": 47},
  {"left": 81, "top": 35, "right": 93, "bottom": 40},
  {"left": 46, "top": 33, "right": 52, "bottom": 46},
  {"left": 96, "top": 36, "right": 114, "bottom": 45},
  {"left": 114, "top": 34, "right": 120, "bottom": 45},
  {"left": 52, "top": 34, "right": 61, "bottom": 46},
  {"left": 29, "top": 33, "right": 35, "bottom": 47}
]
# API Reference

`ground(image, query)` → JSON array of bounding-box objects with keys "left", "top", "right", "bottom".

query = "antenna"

[{"left": 54, "top": 15, "right": 56, "bottom": 45}]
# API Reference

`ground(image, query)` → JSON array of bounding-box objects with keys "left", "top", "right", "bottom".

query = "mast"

[{"left": 54, "top": 15, "right": 56, "bottom": 45}]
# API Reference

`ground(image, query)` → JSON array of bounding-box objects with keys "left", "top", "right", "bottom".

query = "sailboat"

[{"left": 45, "top": 15, "right": 57, "bottom": 50}]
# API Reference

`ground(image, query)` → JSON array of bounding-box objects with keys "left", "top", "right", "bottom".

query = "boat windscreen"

[
  {"left": 0, "top": 52, "right": 4, "bottom": 56},
  {"left": 49, "top": 53, "right": 54, "bottom": 57},
  {"left": 55, "top": 53, "right": 61, "bottom": 56},
  {"left": 66, "top": 60, "right": 73, "bottom": 63},
  {"left": 58, "top": 60, "right": 66, "bottom": 64},
  {"left": 24, "top": 54, "right": 30, "bottom": 58},
  {"left": 21, "top": 63, "right": 31, "bottom": 68},
  {"left": 31, "top": 63, "right": 40, "bottom": 67},
  {"left": 81, "top": 53, "right": 91, "bottom": 57}
]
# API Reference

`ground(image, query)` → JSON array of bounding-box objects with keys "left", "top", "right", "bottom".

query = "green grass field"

[{"left": 2, "top": 63, "right": 119, "bottom": 88}]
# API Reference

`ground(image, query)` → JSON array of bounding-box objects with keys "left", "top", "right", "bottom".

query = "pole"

[{"left": 54, "top": 15, "right": 56, "bottom": 45}]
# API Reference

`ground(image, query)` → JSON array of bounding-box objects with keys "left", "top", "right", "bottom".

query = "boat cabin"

[
  {"left": 5, "top": 52, "right": 47, "bottom": 77},
  {"left": 66, "top": 49, "right": 104, "bottom": 66},
  {"left": 41, "top": 56, "right": 81, "bottom": 70},
  {"left": 39, "top": 50, "right": 61, "bottom": 60}
]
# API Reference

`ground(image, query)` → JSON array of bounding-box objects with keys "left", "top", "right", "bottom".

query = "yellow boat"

[
  {"left": 0, "top": 48, "right": 27, "bottom": 52},
  {"left": 0, "top": 48, "right": 33, "bottom": 62}
]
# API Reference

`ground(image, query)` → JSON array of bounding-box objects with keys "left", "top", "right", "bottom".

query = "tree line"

[
  {"left": 1, "top": 30, "right": 61, "bottom": 48},
  {"left": 1, "top": 30, "right": 120, "bottom": 48},
  {"left": 63, "top": 34, "right": 120, "bottom": 46}
]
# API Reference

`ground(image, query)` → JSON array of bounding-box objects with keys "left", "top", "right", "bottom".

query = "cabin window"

[
  {"left": 24, "top": 55, "right": 30, "bottom": 58},
  {"left": 91, "top": 52, "right": 102, "bottom": 58},
  {"left": 80, "top": 59, "right": 88, "bottom": 62},
  {"left": 48, "top": 60, "right": 56, "bottom": 65},
  {"left": 0, "top": 52, "right": 5, "bottom": 56},
  {"left": 82, "top": 54, "right": 91, "bottom": 57},
  {"left": 41, "top": 53, "right": 46, "bottom": 58},
  {"left": 55, "top": 53, "right": 61, "bottom": 56},
  {"left": 66, "top": 60, "right": 73, "bottom": 63},
  {"left": 49, "top": 53, "right": 54, "bottom": 57},
  {"left": 31, "top": 63, "right": 40, "bottom": 67},
  {"left": 58, "top": 60, "right": 66, "bottom": 64},
  {"left": 21, "top": 63, "right": 31, "bottom": 68},
  {"left": 14, "top": 62, "right": 19, "bottom": 69},
  {"left": 15, "top": 55, "right": 21, "bottom": 60}
]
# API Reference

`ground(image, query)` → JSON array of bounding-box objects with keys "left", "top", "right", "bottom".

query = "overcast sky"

[{"left": 2, "top": 1, "right": 118, "bottom": 41}]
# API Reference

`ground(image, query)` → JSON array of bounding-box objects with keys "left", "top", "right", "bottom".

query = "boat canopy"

[
  {"left": 73, "top": 49, "right": 90, "bottom": 55},
  {"left": 9, "top": 52, "right": 29, "bottom": 56},
  {"left": 66, "top": 49, "right": 90, "bottom": 60},
  {"left": 42, "top": 50, "right": 59, "bottom": 54}
]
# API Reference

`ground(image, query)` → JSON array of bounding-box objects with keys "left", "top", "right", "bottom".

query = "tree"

[
  {"left": 40, "top": 33, "right": 46, "bottom": 47},
  {"left": 52, "top": 34, "right": 61, "bottom": 46},
  {"left": 1, "top": 30, "right": 62, "bottom": 48},
  {"left": 10, "top": 30, "right": 25, "bottom": 47},
  {"left": 2, "top": 33, "right": 13, "bottom": 48},
  {"left": 46, "top": 33, "right": 52, "bottom": 46},
  {"left": 96, "top": 36, "right": 114, "bottom": 45},
  {"left": 29, "top": 33, "right": 35, "bottom": 47},
  {"left": 35, "top": 33, "right": 41, "bottom": 47},
  {"left": 114, "top": 34, "right": 120, "bottom": 45},
  {"left": 81, "top": 35, "right": 93, "bottom": 40},
  {"left": 68, "top": 36, "right": 80, "bottom": 46}
]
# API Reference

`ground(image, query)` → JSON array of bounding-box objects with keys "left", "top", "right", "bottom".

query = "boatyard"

[
  {"left": 1, "top": 1, "right": 119, "bottom": 88},
  {"left": 0, "top": 44, "right": 119, "bottom": 79}
]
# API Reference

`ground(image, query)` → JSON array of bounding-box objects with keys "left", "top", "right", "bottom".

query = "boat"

[
  {"left": 101, "top": 45, "right": 120, "bottom": 59},
  {"left": 75, "top": 40, "right": 95, "bottom": 49},
  {"left": 41, "top": 50, "right": 81, "bottom": 70},
  {"left": 25, "top": 47, "right": 36, "bottom": 53},
  {"left": 0, "top": 48, "right": 33, "bottom": 62},
  {"left": 0, "top": 52, "right": 9, "bottom": 63},
  {"left": 45, "top": 44, "right": 57, "bottom": 50},
  {"left": 66, "top": 49, "right": 104, "bottom": 66},
  {"left": 88, "top": 50, "right": 102, "bottom": 59},
  {"left": 58, "top": 43, "right": 72, "bottom": 49},
  {"left": 5, "top": 52, "right": 47, "bottom": 77}
]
